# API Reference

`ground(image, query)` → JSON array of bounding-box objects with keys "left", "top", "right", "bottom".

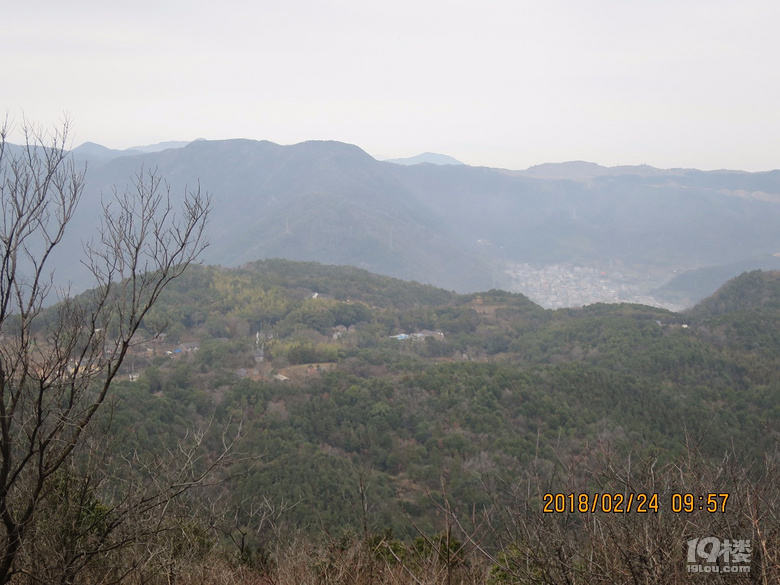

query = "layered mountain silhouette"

[{"left": 52, "top": 138, "right": 780, "bottom": 297}]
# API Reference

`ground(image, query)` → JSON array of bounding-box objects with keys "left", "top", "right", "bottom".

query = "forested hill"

[
  {"left": 687, "top": 268, "right": 780, "bottom": 317},
  {"left": 106, "top": 262, "right": 780, "bottom": 537}
]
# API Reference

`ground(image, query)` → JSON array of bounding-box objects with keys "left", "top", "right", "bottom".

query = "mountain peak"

[
  {"left": 127, "top": 140, "right": 193, "bottom": 153},
  {"left": 519, "top": 161, "right": 673, "bottom": 180},
  {"left": 72, "top": 142, "right": 143, "bottom": 159},
  {"left": 385, "top": 152, "right": 464, "bottom": 166}
]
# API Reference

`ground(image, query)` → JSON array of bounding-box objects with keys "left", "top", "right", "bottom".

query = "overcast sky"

[{"left": 3, "top": 1, "right": 779, "bottom": 171}]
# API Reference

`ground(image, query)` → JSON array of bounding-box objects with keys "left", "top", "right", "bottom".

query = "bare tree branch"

[{"left": 0, "top": 117, "right": 212, "bottom": 584}]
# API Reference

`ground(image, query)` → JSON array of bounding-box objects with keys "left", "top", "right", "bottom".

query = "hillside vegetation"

[{"left": 85, "top": 261, "right": 780, "bottom": 582}]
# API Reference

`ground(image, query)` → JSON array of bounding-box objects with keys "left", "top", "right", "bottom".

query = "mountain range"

[{"left": 55, "top": 139, "right": 780, "bottom": 304}]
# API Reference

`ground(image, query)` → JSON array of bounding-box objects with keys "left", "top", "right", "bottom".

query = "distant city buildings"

[{"left": 505, "top": 263, "right": 684, "bottom": 311}]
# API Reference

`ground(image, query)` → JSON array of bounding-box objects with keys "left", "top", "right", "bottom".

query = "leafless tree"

[{"left": 0, "top": 117, "right": 212, "bottom": 583}]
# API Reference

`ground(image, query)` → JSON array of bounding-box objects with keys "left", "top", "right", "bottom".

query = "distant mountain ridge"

[
  {"left": 71, "top": 139, "right": 495, "bottom": 293},
  {"left": 127, "top": 140, "right": 194, "bottom": 153},
  {"left": 385, "top": 152, "right": 464, "bottom": 166},
  {"left": 48, "top": 138, "right": 780, "bottom": 300},
  {"left": 517, "top": 160, "right": 686, "bottom": 180},
  {"left": 72, "top": 140, "right": 194, "bottom": 160},
  {"left": 72, "top": 142, "right": 144, "bottom": 160}
]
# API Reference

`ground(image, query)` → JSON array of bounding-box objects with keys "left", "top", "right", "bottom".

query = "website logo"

[{"left": 687, "top": 537, "right": 751, "bottom": 574}]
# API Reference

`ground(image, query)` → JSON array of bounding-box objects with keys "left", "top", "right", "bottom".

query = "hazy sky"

[{"left": 4, "top": 1, "right": 779, "bottom": 170}]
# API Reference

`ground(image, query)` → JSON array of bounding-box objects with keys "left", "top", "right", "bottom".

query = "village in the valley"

[{"left": 505, "top": 262, "right": 685, "bottom": 311}]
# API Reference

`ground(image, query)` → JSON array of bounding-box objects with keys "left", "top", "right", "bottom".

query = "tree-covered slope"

[{"left": 102, "top": 263, "right": 780, "bottom": 538}]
